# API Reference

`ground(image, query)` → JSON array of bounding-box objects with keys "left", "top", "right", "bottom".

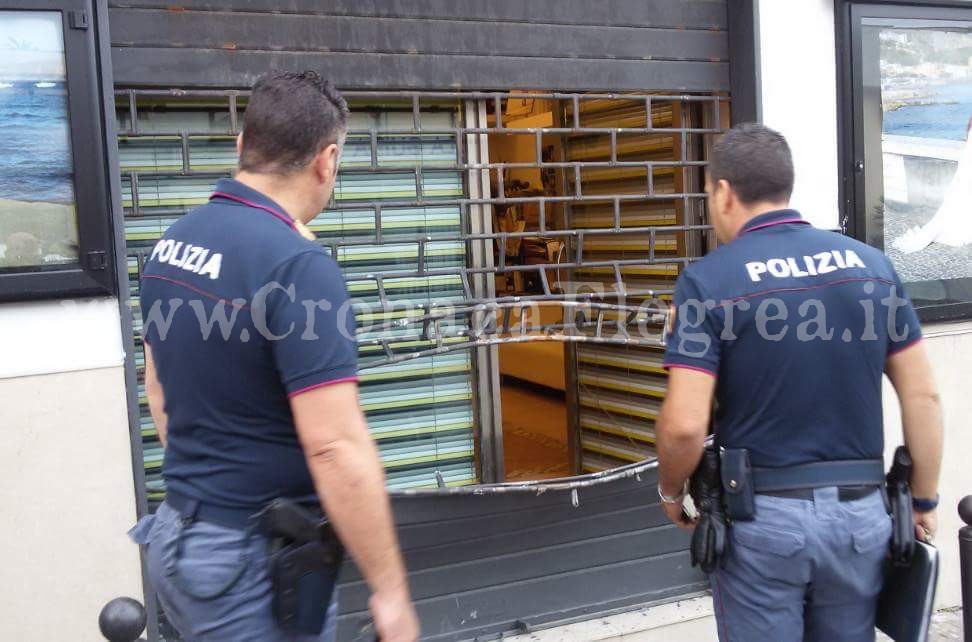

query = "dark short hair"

[
  {"left": 240, "top": 70, "right": 349, "bottom": 175},
  {"left": 709, "top": 123, "right": 794, "bottom": 204}
]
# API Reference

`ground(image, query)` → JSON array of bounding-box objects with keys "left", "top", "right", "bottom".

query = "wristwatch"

[
  {"left": 658, "top": 482, "right": 687, "bottom": 505},
  {"left": 912, "top": 495, "right": 939, "bottom": 513}
]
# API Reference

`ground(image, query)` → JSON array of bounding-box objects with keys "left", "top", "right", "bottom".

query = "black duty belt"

[
  {"left": 165, "top": 489, "right": 256, "bottom": 530},
  {"left": 752, "top": 459, "right": 885, "bottom": 493}
]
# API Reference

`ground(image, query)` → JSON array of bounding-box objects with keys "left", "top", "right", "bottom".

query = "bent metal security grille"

[{"left": 116, "top": 88, "right": 727, "bottom": 499}]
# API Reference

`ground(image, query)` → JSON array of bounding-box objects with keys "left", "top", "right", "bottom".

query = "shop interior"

[{"left": 486, "top": 93, "right": 696, "bottom": 481}]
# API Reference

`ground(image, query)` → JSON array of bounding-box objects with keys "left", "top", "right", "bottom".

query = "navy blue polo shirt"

[
  {"left": 140, "top": 178, "right": 357, "bottom": 510},
  {"left": 663, "top": 210, "right": 922, "bottom": 468}
]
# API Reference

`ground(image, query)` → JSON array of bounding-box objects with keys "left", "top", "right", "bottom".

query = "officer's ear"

[
  {"left": 712, "top": 178, "right": 733, "bottom": 213},
  {"left": 236, "top": 132, "right": 244, "bottom": 157},
  {"left": 312, "top": 143, "right": 341, "bottom": 184}
]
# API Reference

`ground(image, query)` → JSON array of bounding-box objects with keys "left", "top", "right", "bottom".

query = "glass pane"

[
  {"left": 0, "top": 11, "right": 78, "bottom": 269},
  {"left": 861, "top": 18, "right": 972, "bottom": 311}
]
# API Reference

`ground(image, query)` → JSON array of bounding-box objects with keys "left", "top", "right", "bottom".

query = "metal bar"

[
  {"left": 229, "top": 93, "right": 239, "bottom": 134},
  {"left": 127, "top": 90, "right": 138, "bottom": 135},
  {"left": 412, "top": 95, "right": 421, "bottom": 132},
  {"left": 417, "top": 238, "right": 427, "bottom": 275},
  {"left": 535, "top": 131, "right": 544, "bottom": 169},
  {"left": 539, "top": 268, "right": 551, "bottom": 296},
  {"left": 116, "top": 127, "right": 724, "bottom": 138},
  {"left": 375, "top": 276, "right": 390, "bottom": 313},
  {"left": 180, "top": 133, "right": 190, "bottom": 174},
  {"left": 119, "top": 88, "right": 731, "bottom": 104},
  {"left": 124, "top": 160, "right": 709, "bottom": 175},
  {"left": 129, "top": 172, "right": 141, "bottom": 217},
  {"left": 373, "top": 203, "right": 383, "bottom": 244},
  {"left": 369, "top": 128, "right": 378, "bottom": 170},
  {"left": 415, "top": 166, "right": 424, "bottom": 202}
]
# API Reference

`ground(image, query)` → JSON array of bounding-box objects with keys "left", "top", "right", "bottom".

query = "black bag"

[
  {"left": 254, "top": 499, "right": 344, "bottom": 635},
  {"left": 689, "top": 445, "right": 729, "bottom": 573}
]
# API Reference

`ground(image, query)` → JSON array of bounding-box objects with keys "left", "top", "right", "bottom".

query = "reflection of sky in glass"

[{"left": 0, "top": 12, "right": 65, "bottom": 81}]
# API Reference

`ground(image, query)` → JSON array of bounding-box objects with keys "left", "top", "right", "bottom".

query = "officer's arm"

[
  {"left": 656, "top": 368, "right": 715, "bottom": 498},
  {"left": 143, "top": 343, "right": 169, "bottom": 448},
  {"left": 290, "top": 381, "right": 415, "bottom": 626},
  {"left": 885, "top": 341, "right": 943, "bottom": 502}
]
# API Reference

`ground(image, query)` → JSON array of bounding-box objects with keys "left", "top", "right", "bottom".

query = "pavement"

[{"left": 876, "top": 608, "right": 964, "bottom": 641}]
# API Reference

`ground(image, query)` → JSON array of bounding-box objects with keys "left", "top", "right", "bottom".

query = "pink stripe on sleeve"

[
  {"left": 287, "top": 376, "right": 359, "bottom": 398},
  {"left": 888, "top": 335, "right": 922, "bottom": 356},
  {"left": 662, "top": 362, "right": 718, "bottom": 378}
]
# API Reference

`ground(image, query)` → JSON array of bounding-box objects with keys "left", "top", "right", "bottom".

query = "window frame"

[
  {"left": 838, "top": 0, "right": 972, "bottom": 322},
  {"left": 0, "top": 0, "right": 116, "bottom": 302}
]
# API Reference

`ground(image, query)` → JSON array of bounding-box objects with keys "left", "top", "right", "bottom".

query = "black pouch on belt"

[
  {"left": 720, "top": 448, "right": 756, "bottom": 522},
  {"left": 254, "top": 498, "right": 345, "bottom": 635},
  {"left": 689, "top": 444, "right": 729, "bottom": 573}
]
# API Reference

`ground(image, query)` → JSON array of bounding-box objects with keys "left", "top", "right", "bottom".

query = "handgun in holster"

[
  {"left": 886, "top": 446, "right": 915, "bottom": 567},
  {"left": 689, "top": 444, "right": 729, "bottom": 574},
  {"left": 253, "top": 498, "right": 345, "bottom": 635}
]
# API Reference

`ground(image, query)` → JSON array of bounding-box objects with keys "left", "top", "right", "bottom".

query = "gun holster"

[
  {"left": 253, "top": 499, "right": 344, "bottom": 635},
  {"left": 689, "top": 445, "right": 729, "bottom": 574},
  {"left": 886, "top": 446, "right": 916, "bottom": 567}
]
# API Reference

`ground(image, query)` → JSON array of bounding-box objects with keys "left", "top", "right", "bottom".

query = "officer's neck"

[
  {"left": 234, "top": 170, "right": 319, "bottom": 225},
  {"left": 730, "top": 200, "right": 791, "bottom": 240}
]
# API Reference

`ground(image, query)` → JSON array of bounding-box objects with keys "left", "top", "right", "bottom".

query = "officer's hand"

[
  {"left": 662, "top": 500, "right": 697, "bottom": 531},
  {"left": 914, "top": 509, "right": 937, "bottom": 543},
  {"left": 370, "top": 587, "right": 420, "bottom": 642}
]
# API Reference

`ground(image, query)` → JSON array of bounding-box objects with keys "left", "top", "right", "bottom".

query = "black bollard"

[
  {"left": 99, "top": 597, "right": 147, "bottom": 642},
  {"left": 960, "top": 496, "right": 972, "bottom": 642}
]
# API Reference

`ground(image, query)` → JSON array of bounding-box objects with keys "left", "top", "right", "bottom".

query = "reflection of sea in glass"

[
  {"left": 877, "top": 26, "right": 972, "bottom": 282},
  {"left": 0, "top": 11, "right": 79, "bottom": 269}
]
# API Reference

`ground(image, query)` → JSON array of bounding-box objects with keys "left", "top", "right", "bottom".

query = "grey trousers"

[
  {"left": 710, "top": 487, "right": 892, "bottom": 642},
  {"left": 129, "top": 501, "right": 338, "bottom": 642}
]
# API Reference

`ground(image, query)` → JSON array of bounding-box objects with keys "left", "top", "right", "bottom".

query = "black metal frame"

[
  {"left": 837, "top": 0, "right": 972, "bottom": 322},
  {"left": 728, "top": 0, "right": 761, "bottom": 124},
  {"left": 0, "top": 0, "right": 116, "bottom": 301}
]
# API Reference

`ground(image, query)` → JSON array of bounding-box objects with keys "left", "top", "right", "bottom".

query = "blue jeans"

[
  {"left": 710, "top": 487, "right": 892, "bottom": 642},
  {"left": 129, "top": 501, "right": 338, "bottom": 642}
]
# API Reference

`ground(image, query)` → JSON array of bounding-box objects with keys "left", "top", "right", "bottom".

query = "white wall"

[
  {"left": 756, "top": 0, "right": 972, "bottom": 610},
  {"left": 882, "top": 322, "right": 972, "bottom": 609},
  {"left": 0, "top": 298, "right": 141, "bottom": 641},
  {"left": 758, "top": 0, "right": 841, "bottom": 230}
]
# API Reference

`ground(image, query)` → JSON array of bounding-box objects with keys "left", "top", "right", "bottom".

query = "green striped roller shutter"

[{"left": 119, "top": 100, "right": 478, "bottom": 504}]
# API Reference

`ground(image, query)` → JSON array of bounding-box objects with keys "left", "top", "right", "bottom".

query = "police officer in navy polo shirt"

[
  {"left": 655, "top": 124, "right": 944, "bottom": 641},
  {"left": 129, "top": 72, "right": 419, "bottom": 642}
]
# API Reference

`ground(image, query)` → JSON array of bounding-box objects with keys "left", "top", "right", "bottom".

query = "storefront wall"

[{"left": 0, "top": 298, "right": 143, "bottom": 641}]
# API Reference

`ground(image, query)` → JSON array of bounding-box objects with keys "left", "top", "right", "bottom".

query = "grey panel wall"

[
  {"left": 108, "top": 0, "right": 729, "bottom": 91},
  {"left": 336, "top": 474, "right": 706, "bottom": 641}
]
